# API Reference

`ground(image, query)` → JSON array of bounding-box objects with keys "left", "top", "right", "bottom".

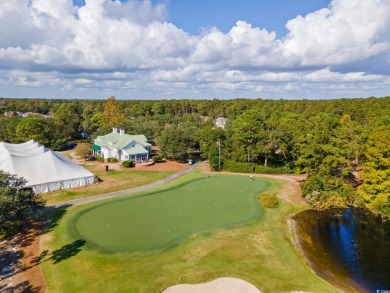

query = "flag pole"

[{"left": 218, "top": 140, "right": 221, "bottom": 171}]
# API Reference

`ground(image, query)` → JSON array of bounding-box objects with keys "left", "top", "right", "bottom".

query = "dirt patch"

[
  {"left": 134, "top": 160, "right": 188, "bottom": 172},
  {"left": 85, "top": 160, "right": 188, "bottom": 172},
  {"left": 0, "top": 219, "right": 46, "bottom": 293},
  {"left": 60, "top": 150, "right": 188, "bottom": 173}
]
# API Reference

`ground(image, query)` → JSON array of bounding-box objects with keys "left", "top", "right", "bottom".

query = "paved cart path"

[{"left": 48, "top": 162, "right": 201, "bottom": 208}]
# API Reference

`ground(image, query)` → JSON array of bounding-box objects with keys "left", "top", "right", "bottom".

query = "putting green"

[{"left": 72, "top": 174, "right": 276, "bottom": 253}]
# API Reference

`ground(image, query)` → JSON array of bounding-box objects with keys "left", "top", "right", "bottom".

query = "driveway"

[{"left": 48, "top": 162, "right": 201, "bottom": 208}]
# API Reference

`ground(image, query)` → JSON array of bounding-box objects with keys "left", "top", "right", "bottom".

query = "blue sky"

[
  {"left": 166, "top": 0, "right": 331, "bottom": 37},
  {"left": 0, "top": 0, "right": 389, "bottom": 100},
  {"left": 73, "top": 0, "right": 331, "bottom": 37}
]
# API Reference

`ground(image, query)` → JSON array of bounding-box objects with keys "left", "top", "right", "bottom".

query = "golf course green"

[
  {"left": 41, "top": 171, "right": 338, "bottom": 292},
  {"left": 71, "top": 174, "right": 274, "bottom": 252}
]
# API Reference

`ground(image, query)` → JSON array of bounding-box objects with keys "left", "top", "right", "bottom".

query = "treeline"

[{"left": 0, "top": 96, "right": 389, "bottom": 217}]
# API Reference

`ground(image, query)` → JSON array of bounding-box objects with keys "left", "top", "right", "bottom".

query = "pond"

[{"left": 292, "top": 208, "right": 390, "bottom": 292}]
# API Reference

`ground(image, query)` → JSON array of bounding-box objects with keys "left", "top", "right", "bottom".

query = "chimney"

[
  {"left": 120, "top": 129, "right": 125, "bottom": 135},
  {"left": 113, "top": 127, "right": 118, "bottom": 134}
]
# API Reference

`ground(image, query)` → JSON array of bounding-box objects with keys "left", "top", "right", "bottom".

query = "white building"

[
  {"left": 93, "top": 128, "right": 151, "bottom": 163},
  {"left": 214, "top": 117, "right": 228, "bottom": 129}
]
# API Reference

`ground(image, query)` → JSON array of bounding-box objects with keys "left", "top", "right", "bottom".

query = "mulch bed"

[{"left": 0, "top": 218, "right": 46, "bottom": 293}]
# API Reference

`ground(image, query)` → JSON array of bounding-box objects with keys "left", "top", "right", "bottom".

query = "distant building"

[
  {"left": 93, "top": 128, "right": 151, "bottom": 163},
  {"left": 3, "top": 111, "right": 50, "bottom": 119},
  {"left": 214, "top": 117, "right": 228, "bottom": 129}
]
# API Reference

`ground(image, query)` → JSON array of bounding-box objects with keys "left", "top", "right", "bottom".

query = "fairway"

[{"left": 73, "top": 174, "right": 273, "bottom": 252}]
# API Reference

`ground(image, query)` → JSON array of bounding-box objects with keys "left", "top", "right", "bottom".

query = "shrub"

[
  {"left": 222, "top": 160, "right": 293, "bottom": 174},
  {"left": 153, "top": 155, "right": 164, "bottom": 163},
  {"left": 259, "top": 193, "right": 279, "bottom": 208},
  {"left": 122, "top": 160, "right": 134, "bottom": 168},
  {"left": 96, "top": 155, "right": 104, "bottom": 162},
  {"left": 74, "top": 143, "right": 92, "bottom": 160},
  {"left": 107, "top": 157, "right": 118, "bottom": 163}
]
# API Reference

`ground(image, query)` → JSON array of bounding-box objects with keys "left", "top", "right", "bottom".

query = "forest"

[{"left": 0, "top": 96, "right": 389, "bottom": 218}]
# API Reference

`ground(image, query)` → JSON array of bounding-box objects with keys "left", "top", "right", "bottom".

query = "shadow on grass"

[
  {"left": 30, "top": 239, "right": 85, "bottom": 265},
  {"left": 0, "top": 280, "right": 43, "bottom": 293},
  {"left": 39, "top": 204, "right": 71, "bottom": 235},
  {"left": 0, "top": 239, "right": 86, "bottom": 282},
  {"left": 0, "top": 204, "right": 78, "bottom": 282},
  {"left": 50, "top": 239, "right": 86, "bottom": 264}
]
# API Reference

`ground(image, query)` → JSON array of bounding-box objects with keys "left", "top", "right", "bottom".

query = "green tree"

[
  {"left": 232, "top": 110, "right": 267, "bottom": 164},
  {"left": 157, "top": 125, "right": 186, "bottom": 159},
  {"left": 6, "top": 116, "right": 22, "bottom": 143},
  {"left": 0, "top": 171, "right": 45, "bottom": 238},
  {"left": 196, "top": 120, "right": 226, "bottom": 170},
  {"left": 15, "top": 116, "right": 52, "bottom": 145},
  {"left": 53, "top": 103, "right": 81, "bottom": 140},
  {"left": 0, "top": 116, "right": 9, "bottom": 141}
]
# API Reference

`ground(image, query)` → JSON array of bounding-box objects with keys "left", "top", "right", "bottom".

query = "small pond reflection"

[{"left": 293, "top": 208, "right": 390, "bottom": 292}]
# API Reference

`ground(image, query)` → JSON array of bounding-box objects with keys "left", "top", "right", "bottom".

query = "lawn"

[
  {"left": 40, "top": 170, "right": 338, "bottom": 293},
  {"left": 41, "top": 163, "right": 175, "bottom": 204}
]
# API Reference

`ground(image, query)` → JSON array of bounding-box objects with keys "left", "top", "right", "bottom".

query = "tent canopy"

[
  {"left": 0, "top": 140, "right": 97, "bottom": 193},
  {"left": 91, "top": 145, "right": 101, "bottom": 151}
]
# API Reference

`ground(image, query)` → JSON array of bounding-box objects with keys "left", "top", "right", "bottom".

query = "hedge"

[
  {"left": 222, "top": 160, "right": 292, "bottom": 174},
  {"left": 96, "top": 155, "right": 104, "bottom": 162},
  {"left": 152, "top": 155, "right": 164, "bottom": 163},
  {"left": 122, "top": 160, "right": 134, "bottom": 168},
  {"left": 107, "top": 157, "right": 118, "bottom": 163}
]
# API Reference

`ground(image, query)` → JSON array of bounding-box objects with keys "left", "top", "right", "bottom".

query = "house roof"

[
  {"left": 215, "top": 117, "right": 228, "bottom": 128},
  {"left": 94, "top": 133, "right": 151, "bottom": 150},
  {"left": 124, "top": 145, "right": 148, "bottom": 155}
]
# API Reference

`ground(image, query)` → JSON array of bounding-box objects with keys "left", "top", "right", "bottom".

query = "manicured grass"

[
  {"left": 70, "top": 174, "right": 272, "bottom": 252},
  {"left": 41, "top": 164, "right": 174, "bottom": 204},
  {"left": 40, "top": 171, "right": 338, "bottom": 293}
]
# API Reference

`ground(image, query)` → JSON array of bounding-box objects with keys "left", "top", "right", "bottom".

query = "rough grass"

[
  {"left": 41, "top": 164, "right": 174, "bottom": 204},
  {"left": 40, "top": 171, "right": 338, "bottom": 293}
]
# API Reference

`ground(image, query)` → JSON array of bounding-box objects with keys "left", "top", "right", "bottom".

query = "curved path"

[{"left": 48, "top": 162, "right": 201, "bottom": 208}]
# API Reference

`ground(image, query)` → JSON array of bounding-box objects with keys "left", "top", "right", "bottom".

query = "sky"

[{"left": 0, "top": 0, "right": 389, "bottom": 100}]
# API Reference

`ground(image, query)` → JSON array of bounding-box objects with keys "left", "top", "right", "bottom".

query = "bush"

[
  {"left": 107, "top": 157, "right": 118, "bottom": 163},
  {"left": 74, "top": 143, "right": 92, "bottom": 160},
  {"left": 153, "top": 155, "right": 164, "bottom": 163},
  {"left": 96, "top": 155, "right": 104, "bottom": 162},
  {"left": 222, "top": 160, "right": 293, "bottom": 174},
  {"left": 259, "top": 193, "right": 279, "bottom": 208},
  {"left": 122, "top": 160, "right": 134, "bottom": 168}
]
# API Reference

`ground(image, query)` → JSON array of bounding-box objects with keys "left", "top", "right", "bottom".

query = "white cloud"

[
  {"left": 283, "top": 0, "right": 390, "bottom": 66},
  {"left": 305, "top": 68, "right": 384, "bottom": 82},
  {"left": 0, "top": 0, "right": 389, "bottom": 99}
]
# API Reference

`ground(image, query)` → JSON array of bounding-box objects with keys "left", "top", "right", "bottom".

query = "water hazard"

[{"left": 292, "top": 208, "right": 390, "bottom": 292}]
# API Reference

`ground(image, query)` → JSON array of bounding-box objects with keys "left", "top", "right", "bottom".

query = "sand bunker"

[{"left": 162, "top": 277, "right": 261, "bottom": 293}]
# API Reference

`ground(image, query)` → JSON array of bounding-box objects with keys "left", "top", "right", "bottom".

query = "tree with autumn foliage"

[
  {"left": 359, "top": 125, "right": 390, "bottom": 217},
  {"left": 103, "top": 96, "right": 125, "bottom": 126}
]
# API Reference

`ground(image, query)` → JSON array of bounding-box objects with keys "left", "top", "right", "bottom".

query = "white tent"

[{"left": 0, "top": 140, "right": 97, "bottom": 193}]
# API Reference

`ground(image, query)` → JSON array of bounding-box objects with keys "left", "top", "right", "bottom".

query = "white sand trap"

[{"left": 162, "top": 277, "right": 261, "bottom": 293}]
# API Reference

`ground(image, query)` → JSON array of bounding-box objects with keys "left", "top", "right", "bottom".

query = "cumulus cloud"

[
  {"left": 283, "top": 0, "right": 390, "bottom": 66},
  {"left": 0, "top": 0, "right": 389, "bottom": 99}
]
